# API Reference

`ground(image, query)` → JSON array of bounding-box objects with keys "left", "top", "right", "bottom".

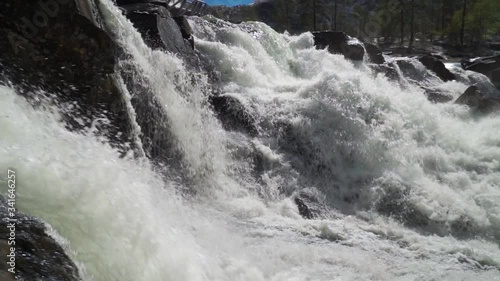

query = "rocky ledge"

[{"left": 0, "top": 198, "right": 81, "bottom": 281}]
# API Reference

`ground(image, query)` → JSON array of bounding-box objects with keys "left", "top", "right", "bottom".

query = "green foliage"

[{"left": 207, "top": 0, "right": 500, "bottom": 45}]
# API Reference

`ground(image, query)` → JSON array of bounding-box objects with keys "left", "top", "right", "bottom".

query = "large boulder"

[
  {"left": 364, "top": 43, "right": 385, "bottom": 64},
  {"left": 0, "top": 0, "right": 134, "bottom": 152},
  {"left": 0, "top": 198, "right": 80, "bottom": 281},
  {"left": 312, "top": 31, "right": 365, "bottom": 61},
  {"left": 121, "top": 3, "right": 200, "bottom": 69},
  {"left": 418, "top": 55, "right": 455, "bottom": 82},
  {"left": 488, "top": 68, "right": 500, "bottom": 89},
  {"left": 209, "top": 92, "right": 258, "bottom": 136},
  {"left": 463, "top": 55, "right": 500, "bottom": 76},
  {"left": 455, "top": 85, "right": 500, "bottom": 112},
  {"left": 370, "top": 63, "right": 399, "bottom": 81}
]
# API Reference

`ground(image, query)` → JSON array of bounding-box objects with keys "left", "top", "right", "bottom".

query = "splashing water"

[{"left": 1, "top": 1, "right": 500, "bottom": 280}]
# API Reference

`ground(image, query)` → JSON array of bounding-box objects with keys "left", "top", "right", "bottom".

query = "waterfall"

[{"left": 1, "top": 0, "right": 499, "bottom": 280}]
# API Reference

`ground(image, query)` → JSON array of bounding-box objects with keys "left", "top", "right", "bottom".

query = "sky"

[{"left": 205, "top": 0, "right": 254, "bottom": 6}]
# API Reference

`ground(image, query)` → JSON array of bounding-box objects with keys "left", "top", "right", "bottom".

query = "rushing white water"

[{"left": 1, "top": 1, "right": 500, "bottom": 280}]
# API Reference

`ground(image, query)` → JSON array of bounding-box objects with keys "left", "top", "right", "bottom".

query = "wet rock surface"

[
  {"left": 418, "top": 55, "right": 456, "bottom": 82},
  {"left": 364, "top": 43, "right": 385, "bottom": 64},
  {"left": 121, "top": 4, "right": 194, "bottom": 56},
  {"left": 0, "top": 0, "right": 133, "bottom": 152},
  {"left": 209, "top": 92, "right": 258, "bottom": 136},
  {"left": 0, "top": 198, "right": 81, "bottom": 281},
  {"left": 462, "top": 55, "right": 500, "bottom": 76},
  {"left": 312, "top": 31, "right": 365, "bottom": 61},
  {"left": 455, "top": 85, "right": 500, "bottom": 112}
]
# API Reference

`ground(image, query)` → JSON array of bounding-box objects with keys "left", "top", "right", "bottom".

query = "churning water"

[{"left": 1, "top": 0, "right": 500, "bottom": 280}]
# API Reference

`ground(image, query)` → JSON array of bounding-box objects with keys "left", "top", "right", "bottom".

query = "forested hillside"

[{"left": 208, "top": 0, "right": 500, "bottom": 47}]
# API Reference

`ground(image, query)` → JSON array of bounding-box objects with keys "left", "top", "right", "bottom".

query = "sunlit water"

[{"left": 1, "top": 1, "right": 500, "bottom": 280}]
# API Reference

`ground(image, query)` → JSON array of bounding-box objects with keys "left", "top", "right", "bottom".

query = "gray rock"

[
  {"left": 418, "top": 55, "right": 456, "bottom": 82},
  {"left": 0, "top": 198, "right": 81, "bottom": 281},
  {"left": 488, "top": 68, "right": 500, "bottom": 90},
  {"left": 455, "top": 85, "right": 500, "bottom": 112},
  {"left": 121, "top": 3, "right": 200, "bottom": 69},
  {"left": 364, "top": 43, "right": 385, "bottom": 64},
  {"left": 463, "top": 55, "right": 500, "bottom": 76},
  {"left": 0, "top": 0, "right": 134, "bottom": 154},
  {"left": 312, "top": 31, "right": 365, "bottom": 61}
]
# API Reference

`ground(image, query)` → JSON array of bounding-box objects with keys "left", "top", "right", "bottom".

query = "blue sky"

[{"left": 205, "top": 0, "right": 253, "bottom": 6}]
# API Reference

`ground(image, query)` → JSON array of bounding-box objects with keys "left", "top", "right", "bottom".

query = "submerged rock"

[
  {"left": 0, "top": 0, "right": 133, "bottom": 152},
  {"left": 455, "top": 85, "right": 500, "bottom": 112},
  {"left": 209, "top": 92, "right": 258, "bottom": 136},
  {"left": 488, "top": 68, "right": 500, "bottom": 89},
  {"left": 462, "top": 55, "right": 500, "bottom": 76},
  {"left": 364, "top": 43, "right": 385, "bottom": 64},
  {"left": 0, "top": 198, "right": 80, "bottom": 281},
  {"left": 370, "top": 63, "right": 399, "bottom": 81},
  {"left": 120, "top": 3, "right": 201, "bottom": 70},
  {"left": 312, "top": 31, "right": 365, "bottom": 61},
  {"left": 424, "top": 91, "right": 454, "bottom": 103},
  {"left": 418, "top": 55, "right": 455, "bottom": 82}
]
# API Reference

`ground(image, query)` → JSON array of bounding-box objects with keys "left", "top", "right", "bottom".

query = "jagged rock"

[
  {"left": 462, "top": 55, "right": 500, "bottom": 76},
  {"left": 455, "top": 85, "right": 500, "bottom": 112},
  {"left": 312, "top": 31, "right": 365, "bottom": 61},
  {"left": 116, "top": 0, "right": 168, "bottom": 5},
  {"left": 386, "top": 46, "right": 431, "bottom": 56},
  {"left": 418, "top": 55, "right": 455, "bottom": 82},
  {"left": 209, "top": 92, "right": 258, "bottom": 135},
  {"left": 174, "top": 16, "right": 195, "bottom": 49},
  {"left": 294, "top": 197, "right": 314, "bottom": 219},
  {"left": 424, "top": 91, "right": 454, "bottom": 103},
  {"left": 293, "top": 189, "right": 328, "bottom": 220},
  {"left": 121, "top": 3, "right": 199, "bottom": 68},
  {"left": 0, "top": 198, "right": 80, "bottom": 281},
  {"left": 370, "top": 63, "right": 398, "bottom": 80},
  {"left": 364, "top": 43, "right": 385, "bottom": 64},
  {"left": 488, "top": 68, "right": 500, "bottom": 89},
  {"left": 0, "top": 0, "right": 133, "bottom": 152}
]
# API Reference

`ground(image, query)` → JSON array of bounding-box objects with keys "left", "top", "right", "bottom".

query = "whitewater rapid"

[{"left": 1, "top": 1, "right": 500, "bottom": 280}]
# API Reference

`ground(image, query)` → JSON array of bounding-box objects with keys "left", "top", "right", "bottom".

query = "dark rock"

[
  {"left": 209, "top": 92, "right": 258, "bottom": 136},
  {"left": 364, "top": 43, "right": 385, "bottom": 64},
  {"left": 488, "top": 68, "right": 500, "bottom": 90},
  {"left": 425, "top": 91, "right": 454, "bottom": 103},
  {"left": 418, "top": 55, "right": 455, "bottom": 82},
  {"left": 121, "top": 3, "right": 199, "bottom": 69},
  {"left": 0, "top": 0, "right": 134, "bottom": 153},
  {"left": 294, "top": 197, "right": 314, "bottom": 219},
  {"left": 174, "top": 16, "right": 195, "bottom": 49},
  {"left": 312, "top": 31, "right": 365, "bottom": 61},
  {"left": 455, "top": 85, "right": 500, "bottom": 112},
  {"left": 370, "top": 63, "right": 399, "bottom": 80},
  {"left": 293, "top": 189, "right": 329, "bottom": 219},
  {"left": 463, "top": 55, "right": 500, "bottom": 76},
  {"left": 116, "top": 0, "right": 169, "bottom": 5},
  {"left": 0, "top": 198, "right": 80, "bottom": 281},
  {"left": 395, "top": 59, "right": 426, "bottom": 81},
  {"left": 387, "top": 47, "right": 431, "bottom": 57}
]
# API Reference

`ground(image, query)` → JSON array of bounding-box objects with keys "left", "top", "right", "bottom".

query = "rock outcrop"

[
  {"left": 462, "top": 55, "right": 500, "bottom": 76},
  {"left": 209, "top": 92, "right": 258, "bottom": 136},
  {"left": 312, "top": 31, "right": 365, "bottom": 61},
  {"left": 0, "top": 0, "right": 133, "bottom": 152},
  {"left": 488, "top": 68, "right": 500, "bottom": 89},
  {"left": 0, "top": 0, "right": 208, "bottom": 279},
  {"left": 455, "top": 85, "right": 500, "bottom": 112},
  {"left": 120, "top": 3, "right": 198, "bottom": 67},
  {"left": 0, "top": 198, "right": 80, "bottom": 281},
  {"left": 364, "top": 43, "right": 385, "bottom": 64},
  {"left": 418, "top": 55, "right": 456, "bottom": 82}
]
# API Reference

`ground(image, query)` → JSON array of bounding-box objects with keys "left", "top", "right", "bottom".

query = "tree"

[
  {"left": 460, "top": 0, "right": 467, "bottom": 46},
  {"left": 408, "top": 0, "right": 415, "bottom": 48}
]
